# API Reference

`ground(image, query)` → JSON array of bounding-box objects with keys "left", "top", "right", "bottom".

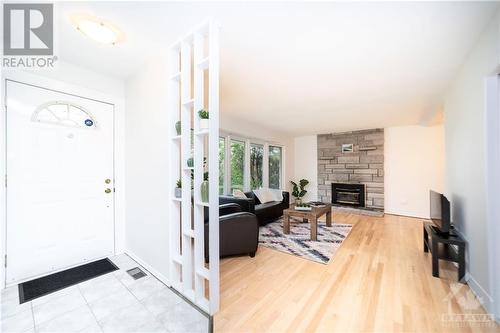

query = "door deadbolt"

[
  {"left": 105, "top": 188, "right": 112, "bottom": 194},
  {"left": 105, "top": 179, "right": 111, "bottom": 184}
]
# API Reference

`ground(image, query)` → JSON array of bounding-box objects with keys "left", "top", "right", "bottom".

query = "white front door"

[{"left": 6, "top": 80, "right": 115, "bottom": 284}]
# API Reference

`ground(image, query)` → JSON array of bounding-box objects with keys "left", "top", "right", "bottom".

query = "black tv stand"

[{"left": 423, "top": 223, "right": 466, "bottom": 282}]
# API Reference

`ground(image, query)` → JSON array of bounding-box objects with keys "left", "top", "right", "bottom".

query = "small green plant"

[
  {"left": 296, "top": 202, "right": 310, "bottom": 208},
  {"left": 198, "top": 109, "right": 209, "bottom": 119},
  {"left": 290, "top": 179, "right": 309, "bottom": 203},
  {"left": 176, "top": 179, "right": 182, "bottom": 188},
  {"left": 175, "top": 121, "right": 181, "bottom": 135}
]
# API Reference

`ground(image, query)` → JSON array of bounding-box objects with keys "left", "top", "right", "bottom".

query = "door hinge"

[
  {"left": 4, "top": 175, "right": 6, "bottom": 187},
  {"left": 4, "top": 255, "right": 6, "bottom": 268}
]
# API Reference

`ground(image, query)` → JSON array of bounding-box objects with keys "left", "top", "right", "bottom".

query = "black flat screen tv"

[{"left": 429, "top": 190, "right": 451, "bottom": 234}]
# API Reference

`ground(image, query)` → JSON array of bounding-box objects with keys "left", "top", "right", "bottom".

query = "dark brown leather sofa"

[{"left": 219, "top": 191, "right": 290, "bottom": 226}]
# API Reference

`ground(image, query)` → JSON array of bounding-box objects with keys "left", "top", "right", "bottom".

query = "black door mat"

[{"left": 18, "top": 258, "right": 118, "bottom": 303}]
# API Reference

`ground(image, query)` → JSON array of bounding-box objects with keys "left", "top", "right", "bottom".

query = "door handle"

[{"left": 105, "top": 188, "right": 112, "bottom": 194}]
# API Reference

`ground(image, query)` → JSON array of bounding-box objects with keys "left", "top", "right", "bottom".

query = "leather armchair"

[{"left": 204, "top": 204, "right": 259, "bottom": 261}]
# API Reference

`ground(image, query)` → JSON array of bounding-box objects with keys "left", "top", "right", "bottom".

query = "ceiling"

[{"left": 56, "top": 1, "right": 499, "bottom": 135}]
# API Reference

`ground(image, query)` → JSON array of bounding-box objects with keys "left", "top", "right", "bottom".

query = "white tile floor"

[{"left": 0, "top": 254, "right": 209, "bottom": 333}]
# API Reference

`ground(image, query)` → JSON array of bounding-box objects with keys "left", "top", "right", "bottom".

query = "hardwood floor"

[{"left": 215, "top": 211, "right": 499, "bottom": 333}]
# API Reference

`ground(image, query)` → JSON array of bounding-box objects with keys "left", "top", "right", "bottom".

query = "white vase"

[{"left": 200, "top": 119, "right": 209, "bottom": 130}]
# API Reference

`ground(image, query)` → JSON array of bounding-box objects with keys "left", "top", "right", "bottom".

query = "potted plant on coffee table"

[
  {"left": 295, "top": 202, "right": 312, "bottom": 211},
  {"left": 290, "top": 179, "right": 309, "bottom": 205}
]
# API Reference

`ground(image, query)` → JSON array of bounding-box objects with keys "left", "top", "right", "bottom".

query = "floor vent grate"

[{"left": 126, "top": 267, "right": 147, "bottom": 280}]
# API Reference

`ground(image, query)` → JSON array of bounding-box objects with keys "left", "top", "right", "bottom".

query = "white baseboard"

[
  {"left": 384, "top": 210, "right": 429, "bottom": 219},
  {"left": 449, "top": 228, "right": 495, "bottom": 317},
  {"left": 422, "top": 225, "right": 496, "bottom": 321},
  {"left": 466, "top": 272, "right": 495, "bottom": 316},
  {"left": 124, "top": 250, "right": 172, "bottom": 288}
]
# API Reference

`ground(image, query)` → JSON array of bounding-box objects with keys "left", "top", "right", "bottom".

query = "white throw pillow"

[
  {"left": 268, "top": 189, "right": 283, "bottom": 202},
  {"left": 232, "top": 189, "right": 247, "bottom": 199},
  {"left": 253, "top": 188, "right": 275, "bottom": 204}
]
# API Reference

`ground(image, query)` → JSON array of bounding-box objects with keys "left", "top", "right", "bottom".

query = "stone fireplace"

[{"left": 317, "top": 129, "right": 384, "bottom": 211}]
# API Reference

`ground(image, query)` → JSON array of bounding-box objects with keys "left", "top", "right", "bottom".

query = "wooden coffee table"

[{"left": 283, "top": 203, "right": 332, "bottom": 241}]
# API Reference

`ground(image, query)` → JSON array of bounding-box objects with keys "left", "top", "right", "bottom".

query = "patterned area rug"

[{"left": 259, "top": 218, "right": 353, "bottom": 264}]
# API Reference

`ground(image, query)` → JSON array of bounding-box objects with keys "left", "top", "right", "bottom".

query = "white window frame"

[{"left": 219, "top": 131, "right": 285, "bottom": 194}]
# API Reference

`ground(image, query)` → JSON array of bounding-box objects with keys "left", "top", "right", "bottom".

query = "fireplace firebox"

[{"left": 332, "top": 183, "right": 365, "bottom": 207}]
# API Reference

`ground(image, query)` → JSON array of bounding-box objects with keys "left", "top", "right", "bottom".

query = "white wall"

[
  {"left": 28, "top": 61, "right": 126, "bottom": 98},
  {"left": 484, "top": 76, "right": 500, "bottom": 321},
  {"left": 384, "top": 125, "right": 445, "bottom": 218},
  {"left": 444, "top": 11, "right": 499, "bottom": 314},
  {"left": 293, "top": 136, "right": 318, "bottom": 202},
  {"left": 221, "top": 113, "right": 295, "bottom": 192},
  {"left": 124, "top": 56, "right": 170, "bottom": 282}
]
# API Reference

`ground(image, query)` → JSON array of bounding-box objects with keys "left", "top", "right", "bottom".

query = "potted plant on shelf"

[
  {"left": 198, "top": 109, "right": 209, "bottom": 130},
  {"left": 201, "top": 172, "right": 209, "bottom": 203},
  {"left": 190, "top": 158, "right": 208, "bottom": 193},
  {"left": 175, "top": 121, "right": 181, "bottom": 135},
  {"left": 175, "top": 179, "right": 182, "bottom": 198},
  {"left": 290, "top": 179, "right": 309, "bottom": 205}
]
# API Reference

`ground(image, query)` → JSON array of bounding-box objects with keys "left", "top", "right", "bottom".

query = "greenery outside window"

[
  {"left": 219, "top": 134, "right": 284, "bottom": 194},
  {"left": 269, "top": 145, "right": 282, "bottom": 189},
  {"left": 230, "top": 139, "right": 245, "bottom": 192},
  {"left": 219, "top": 137, "right": 225, "bottom": 194},
  {"left": 250, "top": 143, "right": 263, "bottom": 189}
]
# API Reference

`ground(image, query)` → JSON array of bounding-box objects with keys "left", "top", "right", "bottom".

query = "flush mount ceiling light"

[{"left": 70, "top": 13, "right": 125, "bottom": 45}]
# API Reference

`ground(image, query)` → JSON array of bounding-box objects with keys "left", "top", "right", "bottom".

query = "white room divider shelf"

[
  {"left": 195, "top": 130, "right": 209, "bottom": 136},
  {"left": 167, "top": 20, "right": 220, "bottom": 315},
  {"left": 182, "top": 99, "right": 194, "bottom": 107},
  {"left": 197, "top": 58, "right": 209, "bottom": 70},
  {"left": 169, "top": 72, "right": 181, "bottom": 81}
]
